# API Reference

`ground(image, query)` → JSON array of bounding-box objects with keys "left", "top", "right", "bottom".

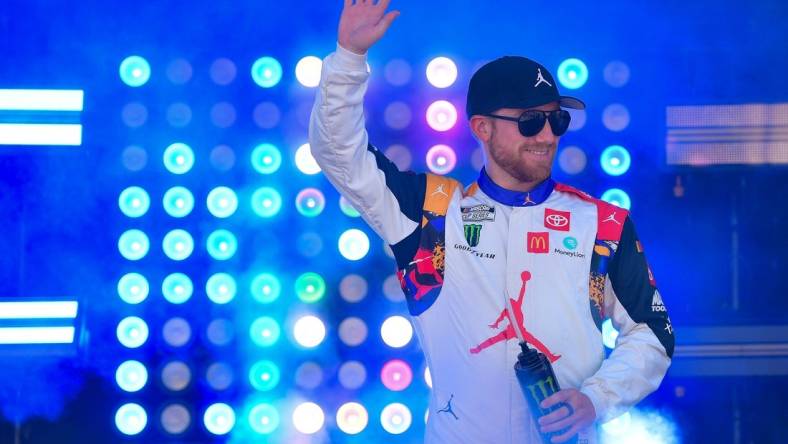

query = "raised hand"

[{"left": 338, "top": 0, "right": 400, "bottom": 55}]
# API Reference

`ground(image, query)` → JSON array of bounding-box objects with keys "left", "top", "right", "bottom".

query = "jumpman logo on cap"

[{"left": 534, "top": 68, "right": 552, "bottom": 88}]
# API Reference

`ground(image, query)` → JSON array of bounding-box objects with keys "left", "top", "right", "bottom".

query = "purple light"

[
  {"left": 381, "top": 359, "right": 413, "bottom": 392},
  {"left": 425, "top": 100, "right": 457, "bottom": 132},
  {"left": 425, "top": 144, "right": 457, "bottom": 175}
]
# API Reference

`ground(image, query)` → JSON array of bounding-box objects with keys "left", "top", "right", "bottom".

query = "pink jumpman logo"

[{"left": 469, "top": 271, "right": 561, "bottom": 362}]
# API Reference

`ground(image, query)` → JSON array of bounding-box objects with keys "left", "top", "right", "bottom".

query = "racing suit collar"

[{"left": 477, "top": 167, "right": 555, "bottom": 207}]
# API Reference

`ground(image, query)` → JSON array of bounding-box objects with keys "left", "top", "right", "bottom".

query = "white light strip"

[
  {"left": 0, "top": 89, "right": 84, "bottom": 111},
  {"left": 0, "top": 301, "right": 78, "bottom": 319},
  {"left": 0, "top": 123, "right": 82, "bottom": 146},
  {"left": 0, "top": 327, "right": 75, "bottom": 344}
]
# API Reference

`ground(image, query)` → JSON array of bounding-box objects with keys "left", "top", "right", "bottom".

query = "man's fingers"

[
  {"left": 376, "top": 10, "right": 400, "bottom": 32},
  {"left": 540, "top": 389, "right": 572, "bottom": 409},
  {"left": 344, "top": 0, "right": 353, "bottom": 8},
  {"left": 550, "top": 423, "right": 581, "bottom": 444},
  {"left": 377, "top": 0, "right": 392, "bottom": 10},
  {"left": 538, "top": 405, "right": 571, "bottom": 426},
  {"left": 540, "top": 411, "right": 576, "bottom": 433}
]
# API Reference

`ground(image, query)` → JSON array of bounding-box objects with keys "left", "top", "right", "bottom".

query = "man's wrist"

[{"left": 335, "top": 42, "right": 368, "bottom": 70}]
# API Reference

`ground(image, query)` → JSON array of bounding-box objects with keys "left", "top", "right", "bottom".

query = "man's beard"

[{"left": 488, "top": 125, "right": 555, "bottom": 184}]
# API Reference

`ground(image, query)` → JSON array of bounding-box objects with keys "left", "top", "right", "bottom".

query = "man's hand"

[
  {"left": 538, "top": 388, "right": 596, "bottom": 443},
  {"left": 338, "top": 0, "right": 400, "bottom": 55}
]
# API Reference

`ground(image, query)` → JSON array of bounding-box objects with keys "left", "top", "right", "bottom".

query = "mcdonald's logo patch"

[
  {"left": 464, "top": 224, "right": 482, "bottom": 247},
  {"left": 527, "top": 232, "right": 549, "bottom": 253}
]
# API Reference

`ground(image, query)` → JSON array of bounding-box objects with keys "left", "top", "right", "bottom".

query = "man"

[{"left": 309, "top": 1, "right": 674, "bottom": 443}]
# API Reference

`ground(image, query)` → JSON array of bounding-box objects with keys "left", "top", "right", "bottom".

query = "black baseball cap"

[{"left": 466, "top": 56, "right": 585, "bottom": 119}]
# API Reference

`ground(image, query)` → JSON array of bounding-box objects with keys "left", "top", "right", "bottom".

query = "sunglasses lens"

[
  {"left": 549, "top": 110, "right": 571, "bottom": 136},
  {"left": 518, "top": 111, "right": 546, "bottom": 137}
]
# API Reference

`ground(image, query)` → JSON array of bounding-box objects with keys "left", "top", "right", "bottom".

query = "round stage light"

[
  {"left": 249, "top": 360, "right": 281, "bottom": 392},
  {"left": 115, "top": 403, "right": 147, "bottom": 435},
  {"left": 338, "top": 361, "right": 366, "bottom": 390},
  {"left": 252, "top": 57, "right": 283, "bottom": 88},
  {"left": 425, "top": 144, "right": 457, "bottom": 175},
  {"left": 118, "top": 273, "right": 149, "bottom": 304},
  {"left": 381, "top": 315, "right": 413, "bottom": 348},
  {"left": 162, "top": 317, "right": 191, "bottom": 347},
  {"left": 118, "top": 186, "right": 150, "bottom": 218},
  {"left": 292, "top": 402, "right": 324, "bottom": 434},
  {"left": 339, "top": 196, "right": 361, "bottom": 218},
  {"left": 295, "top": 56, "right": 322, "bottom": 87},
  {"left": 118, "top": 229, "right": 149, "bottom": 261},
  {"left": 426, "top": 56, "right": 458, "bottom": 88},
  {"left": 601, "top": 188, "right": 632, "bottom": 210},
  {"left": 380, "top": 403, "right": 412, "bottom": 434},
  {"left": 251, "top": 143, "right": 282, "bottom": 174},
  {"left": 424, "top": 366, "right": 433, "bottom": 389},
  {"left": 248, "top": 403, "right": 280, "bottom": 435},
  {"left": 558, "top": 146, "right": 587, "bottom": 175},
  {"left": 116, "top": 360, "right": 148, "bottom": 392},
  {"left": 206, "top": 362, "right": 234, "bottom": 391},
  {"left": 426, "top": 100, "right": 457, "bottom": 131},
  {"left": 250, "top": 273, "right": 281, "bottom": 304},
  {"left": 295, "top": 272, "right": 326, "bottom": 303},
  {"left": 336, "top": 402, "right": 368, "bottom": 435},
  {"left": 295, "top": 362, "right": 324, "bottom": 389},
  {"left": 293, "top": 315, "right": 326, "bottom": 348},
  {"left": 338, "top": 317, "right": 367, "bottom": 347},
  {"left": 600, "top": 145, "right": 631, "bottom": 176},
  {"left": 381, "top": 359, "right": 413, "bottom": 391},
  {"left": 162, "top": 186, "right": 194, "bottom": 218},
  {"left": 119, "top": 56, "right": 150, "bottom": 87},
  {"left": 250, "top": 317, "right": 281, "bottom": 347},
  {"left": 206, "top": 273, "right": 237, "bottom": 304},
  {"left": 161, "top": 361, "right": 191, "bottom": 391},
  {"left": 557, "top": 58, "right": 589, "bottom": 90},
  {"left": 206, "top": 229, "right": 238, "bottom": 261},
  {"left": 251, "top": 187, "right": 283, "bottom": 218},
  {"left": 295, "top": 143, "right": 321, "bottom": 175},
  {"left": 206, "top": 319, "right": 235, "bottom": 347},
  {"left": 162, "top": 229, "right": 194, "bottom": 261},
  {"left": 602, "top": 103, "right": 631, "bottom": 132},
  {"left": 117, "top": 316, "right": 149, "bottom": 348},
  {"left": 206, "top": 187, "right": 238, "bottom": 218},
  {"left": 339, "top": 274, "right": 367, "bottom": 303},
  {"left": 295, "top": 188, "right": 326, "bottom": 217},
  {"left": 163, "top": 143, "right": 194, "bottom": 175},
  {"left": 162, "top": 273, "right": 193, "bottom": 304},
  {"left": 204, "top": 403, "right": 235, "bottom": 435},
  {"left": 161, "top": 403, "right": 191, "bottom": 435},
  {"left": 338, "top": 229, "right": 370, "bottom": 261},
  {"left": 604, "top": 60, "right": 631, "bottom": 88}
]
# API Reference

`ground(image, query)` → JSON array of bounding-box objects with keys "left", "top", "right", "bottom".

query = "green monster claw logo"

[{"left": 464, "top": 224, "right": 482, "bottom": 247}]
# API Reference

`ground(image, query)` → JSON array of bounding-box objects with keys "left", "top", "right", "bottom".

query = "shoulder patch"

[
  {"left": 422, "top": 174, "right": 461, "bottom": 225},
  {"left": 554, "top": 182, "right": 628, "bottom": 242}
]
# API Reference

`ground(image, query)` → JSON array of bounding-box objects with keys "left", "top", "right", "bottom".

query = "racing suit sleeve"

[
  {"left": 308, "top": 44, "right": 426, "bottom": 270},
  {"left": 580, "top": 216, "right": 675, "bottom": 423}
]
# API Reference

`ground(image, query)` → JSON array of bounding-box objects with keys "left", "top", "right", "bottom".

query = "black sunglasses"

[{"left": 484, "top": 110, "right": 572, "bottom": 137}]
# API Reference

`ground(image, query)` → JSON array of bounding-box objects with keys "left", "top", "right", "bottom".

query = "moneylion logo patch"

[
  {"left": 464, "top": 224, "right": 482, "bottom": 247},
  {"left": 563, "top": 236, "right": 578, "bottom": 250}
]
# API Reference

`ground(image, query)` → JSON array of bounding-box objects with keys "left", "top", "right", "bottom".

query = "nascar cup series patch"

[{"left": 461, "top": 205, "right": 495, "bottom": 223}]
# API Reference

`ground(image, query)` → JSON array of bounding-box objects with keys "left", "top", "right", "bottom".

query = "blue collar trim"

[{"left": 476, "top": 167, "right": 555, "bottom": 207}]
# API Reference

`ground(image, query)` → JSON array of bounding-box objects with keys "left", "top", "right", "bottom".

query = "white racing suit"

[{"left": 309, "top": 45, "right": 675, "bottom": 444}]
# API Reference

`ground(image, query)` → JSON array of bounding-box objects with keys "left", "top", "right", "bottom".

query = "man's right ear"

[{"left": 469, "top": 116, "right": 491, "bottom": 143}]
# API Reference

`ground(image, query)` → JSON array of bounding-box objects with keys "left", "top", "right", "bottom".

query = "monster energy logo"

[
  {"left": 526, "top": 376, "right": 557, "bottom": 406},
  {"left": 464, "top": 224, "right": 482, "bottom": 247}
]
